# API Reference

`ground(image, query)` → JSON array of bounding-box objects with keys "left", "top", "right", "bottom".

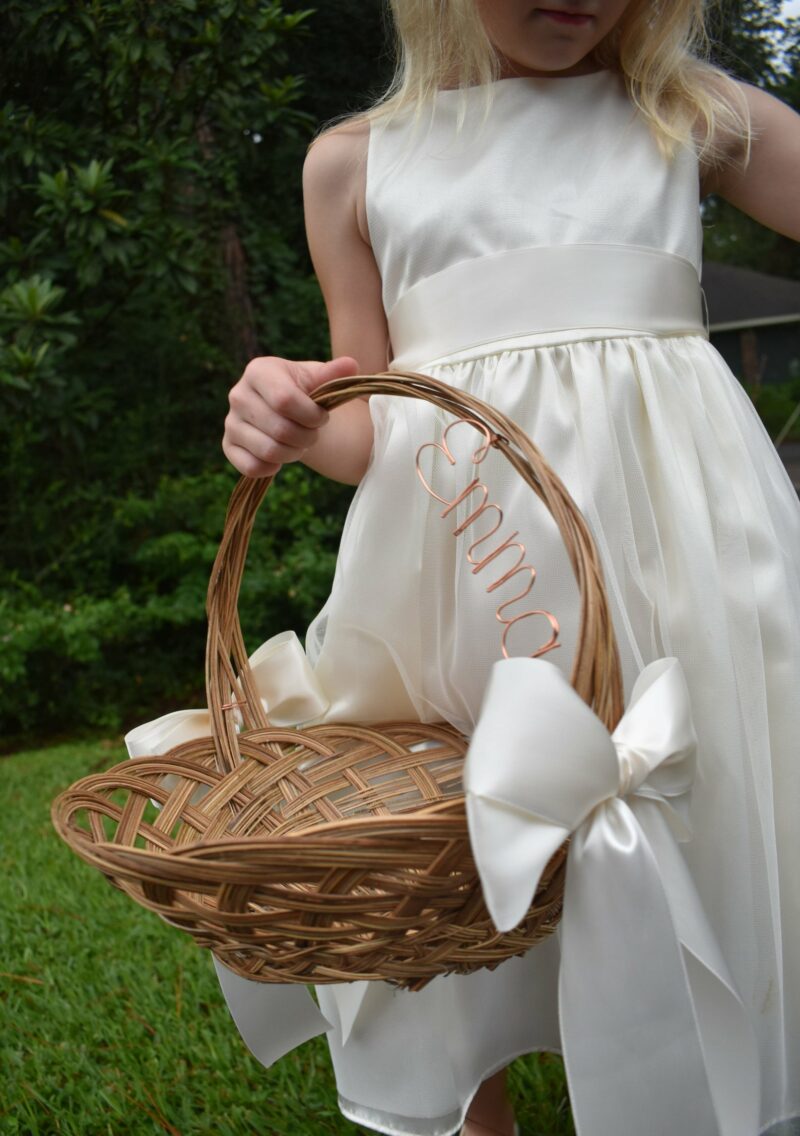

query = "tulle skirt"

[{"left": 304, "top": 326, "right": 800, "bottom": 1136}]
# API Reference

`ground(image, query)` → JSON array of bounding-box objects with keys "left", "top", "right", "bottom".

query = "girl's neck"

[
  {"left": 492, "top": 49, "right": 604, "bottom": 81},
  {"left": 437, "top": 52, "right": 610, "bottom": 90},
  {"left": 439, "top": 67, "right": 612, "bottom": 93}
]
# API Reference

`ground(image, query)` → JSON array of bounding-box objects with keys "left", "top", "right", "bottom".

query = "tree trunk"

[{"left": 196, "top": 117, "right": 258, "bottom": 367}]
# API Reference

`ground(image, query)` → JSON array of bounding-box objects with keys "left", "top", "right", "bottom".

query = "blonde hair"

[{"left": 358, "top": 0, "right": 751, "bottom": 169}]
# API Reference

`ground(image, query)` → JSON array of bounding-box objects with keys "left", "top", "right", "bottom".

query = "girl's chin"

[{"left": 493, "top": 41, "right": 601, "bottom": 79}]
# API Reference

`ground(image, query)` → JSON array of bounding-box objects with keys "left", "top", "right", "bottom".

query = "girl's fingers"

[
  {"left": 227, "top": 418, "right": 309, "bottom": 468},
  {"left": 292, "top": 355, "right": 361, "bottom": 397},
  {"left": 239, "top": 405, "right": 320, "bottom": 452},
  {"left": 241, "top": 360, "right": 329, "bottom": 429},
  {"left": 222, "top": 439, "right": 281, "bottom": 480}
]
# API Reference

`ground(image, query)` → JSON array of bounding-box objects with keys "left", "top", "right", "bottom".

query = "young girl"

[{"left": 220, "top": 2, "right": 800, "bottom": 1133}]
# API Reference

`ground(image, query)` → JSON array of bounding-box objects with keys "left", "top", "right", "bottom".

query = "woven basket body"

[{"left": 52, "top": 373, "right": 623, "bottom": 991}]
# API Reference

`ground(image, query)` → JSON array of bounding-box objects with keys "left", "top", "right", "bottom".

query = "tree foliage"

[
  {"left": 707, "top": 0, "right": 786, "bottom": 86},
  {"left": 0, "top": 0, "right": 360, "bottom": 743}
]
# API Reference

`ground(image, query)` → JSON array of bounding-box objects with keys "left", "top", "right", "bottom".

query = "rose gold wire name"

[{"left": 415, "top": 419, "right": 560, "bottom": 660}]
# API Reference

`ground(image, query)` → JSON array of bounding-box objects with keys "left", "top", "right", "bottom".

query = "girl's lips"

[{"left": 535, "top": 9, "right": 593, "bottom": 25}]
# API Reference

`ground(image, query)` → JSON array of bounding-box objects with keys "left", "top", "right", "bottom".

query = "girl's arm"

[
  {"left": 223, "top": 120, "right": 387, "bottom": 485},
  {"left": 703, "top": 82, "right": 800, "bottom": 241},
  {"left": 299, "top": 119, "right": 390, "bottom": 483}
]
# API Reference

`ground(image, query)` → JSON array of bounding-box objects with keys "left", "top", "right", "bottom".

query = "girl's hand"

[{"left": 223, "top": 355, "right": 360, "bottom": 479}]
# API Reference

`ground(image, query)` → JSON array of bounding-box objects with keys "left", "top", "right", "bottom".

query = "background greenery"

[{"left": 0, "top": 1, "right": 798, "bottom": 746}]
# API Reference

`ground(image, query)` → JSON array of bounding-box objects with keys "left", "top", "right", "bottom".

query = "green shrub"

[
  {"left": 0, "top": 466, "right": 352, "bottom": 744},
  {"left": 0, "top": 1, "right": 346, "bottom": 747}
]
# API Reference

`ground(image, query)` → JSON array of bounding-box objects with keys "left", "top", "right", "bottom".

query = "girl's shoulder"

[
  {"left": 705, "top": 74, "right": 799, "bottom": 163},
  {"left": 303, "top": 116, "right": 371, "bottom": 243},
  {"left": 697, "top": 74, "right": 800, "bottom": 241},
  {"left": 304, "top": 116, "right": 370, "bottom": 178}
]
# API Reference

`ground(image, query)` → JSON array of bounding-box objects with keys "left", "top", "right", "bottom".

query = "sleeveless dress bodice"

[{"left": 366, "top": 70, "right": 703, "bottom": 317}]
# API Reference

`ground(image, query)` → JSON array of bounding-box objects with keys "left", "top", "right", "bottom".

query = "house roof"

[{"left": 702, "top": 260, "right": 800, "bottom": 330}]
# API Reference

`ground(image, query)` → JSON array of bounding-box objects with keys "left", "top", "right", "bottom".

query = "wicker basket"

[{"left": 51, "top": 372, "right": 624, "bottom": 992}]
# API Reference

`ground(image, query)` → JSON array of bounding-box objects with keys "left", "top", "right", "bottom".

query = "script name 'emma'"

[{"left": 416, "top": 420, "right": 560, "bottom": 660}]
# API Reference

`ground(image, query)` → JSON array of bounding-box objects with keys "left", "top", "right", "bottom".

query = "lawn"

[{"left": 0, "top": 739, "right": 573, "bottom": 1136}]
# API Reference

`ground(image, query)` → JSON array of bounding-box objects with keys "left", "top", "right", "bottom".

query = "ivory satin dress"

[{"left": 213, "top": 71, "right": 800, "bottom": 1135}]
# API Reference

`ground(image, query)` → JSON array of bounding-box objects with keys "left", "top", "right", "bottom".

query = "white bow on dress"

[{"left": 464, "top": 655, "right": 760, "bottom": 1136}]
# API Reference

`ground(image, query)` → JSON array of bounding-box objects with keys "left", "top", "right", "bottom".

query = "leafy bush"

[
  {"left": 0, "top": 466, "right": 352, "bottom": 741},
  {"left": 0, "top": 1, "right": 354, "bottom": 746}
]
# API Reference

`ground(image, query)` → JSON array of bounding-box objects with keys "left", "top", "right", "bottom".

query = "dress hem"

[
  {"left": 336, "top": 1046, "right": 564, "bottom": 1136},
  {"left": 760, "top": 1115, "right": 800, "bottom": 1136},
  {"left": 338, "top": 1079, "right": 800, "bottom": 1136}
]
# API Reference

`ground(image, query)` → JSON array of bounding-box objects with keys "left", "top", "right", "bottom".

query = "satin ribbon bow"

[
  {"left": 124, "top": 629, "right": 330, "bottom": 756},
  {"left": 465, "top": 655, "right": 760, "bottom": 1136}
]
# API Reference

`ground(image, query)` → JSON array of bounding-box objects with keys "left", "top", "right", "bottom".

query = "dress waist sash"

[{"left": 387, "top": 244, "right": 707, "bottom": 367}]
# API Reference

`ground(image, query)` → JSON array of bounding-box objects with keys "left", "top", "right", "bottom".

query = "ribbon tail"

[
  {"left": 559, "top": 800, "right": 759, "bottom": 1136},
  {"left": 213, "top": 957, "right": 334, "bottom": 1068},
  {"left": 326, "top": 980, "right": 373, "bottom": 1046},
  {"left": 466, "top": 792, "right": 570, "bottom": 932},
  {"left": 125, "top": 708, "right": 212, "bottom": 757},
  {"left": 123, "top": 630, "right": 330, "bottom": 765},
  {"left": 248, "top": 630, "right": 330, "bottom": 726},
  {"left": 635, "top": 799, "right": 760, "bottom": 1136}
]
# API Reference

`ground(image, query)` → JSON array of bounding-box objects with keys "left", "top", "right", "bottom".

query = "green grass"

[{"left": 0, "top": 739, "right": 573, "bottom": 1136}]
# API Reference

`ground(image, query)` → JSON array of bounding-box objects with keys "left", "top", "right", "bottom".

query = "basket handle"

[{"left": 205, "top": 371, "right": 624, "bottom": 775}]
